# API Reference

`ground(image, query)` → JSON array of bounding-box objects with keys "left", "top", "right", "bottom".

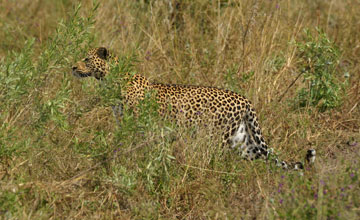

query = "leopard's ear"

[{"left": 96, "top": 47, "right": 109, "bottom": 60}]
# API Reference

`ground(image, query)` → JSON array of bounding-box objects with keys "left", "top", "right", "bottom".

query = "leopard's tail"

[{"left": 244, "top": 103, "right": 316, "bottom": 170}]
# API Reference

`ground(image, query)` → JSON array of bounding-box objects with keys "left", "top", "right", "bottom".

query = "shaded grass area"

[{"left": 0, "top": 0, "right": 359, "bottom": 219}]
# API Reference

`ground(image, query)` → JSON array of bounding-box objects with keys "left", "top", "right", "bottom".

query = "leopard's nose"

[{"left": 72, "top": 66, "right": 77, "bottom": 71}]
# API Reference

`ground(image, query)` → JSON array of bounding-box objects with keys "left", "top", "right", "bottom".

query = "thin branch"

[{"left": 278, "top": 71, "right": 304, "bottom": 102}]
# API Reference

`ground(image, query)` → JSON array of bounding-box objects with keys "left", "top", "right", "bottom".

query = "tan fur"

[{"left": 72, "top": 47, "right": 315, "bottom": 169}]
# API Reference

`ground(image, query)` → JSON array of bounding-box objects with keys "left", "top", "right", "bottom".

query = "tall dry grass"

[{"left": 0, "top": 0, "right": 359, "bottom": 219}]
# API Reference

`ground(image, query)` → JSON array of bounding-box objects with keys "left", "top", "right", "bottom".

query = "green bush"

[{"left": 294, "top": 28, "right": 346, "bottom": 112}]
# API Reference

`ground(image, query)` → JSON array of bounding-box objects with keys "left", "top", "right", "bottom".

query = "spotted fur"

[{"left": 72, "top": 47, "right": 316, "bottom": 170}]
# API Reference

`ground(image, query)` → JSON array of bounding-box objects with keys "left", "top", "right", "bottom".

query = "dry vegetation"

[{"left": 0, "top": 0, "right": 359, "bottom": 219}]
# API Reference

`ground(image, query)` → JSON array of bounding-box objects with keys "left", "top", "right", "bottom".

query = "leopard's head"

[{"left": 72, "top": 47, "right": 111, "bottom": 80}]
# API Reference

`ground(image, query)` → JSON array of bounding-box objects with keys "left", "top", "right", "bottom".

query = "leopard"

[{"left": 72, "top": 47, "right": 316, "bottom": 170}]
